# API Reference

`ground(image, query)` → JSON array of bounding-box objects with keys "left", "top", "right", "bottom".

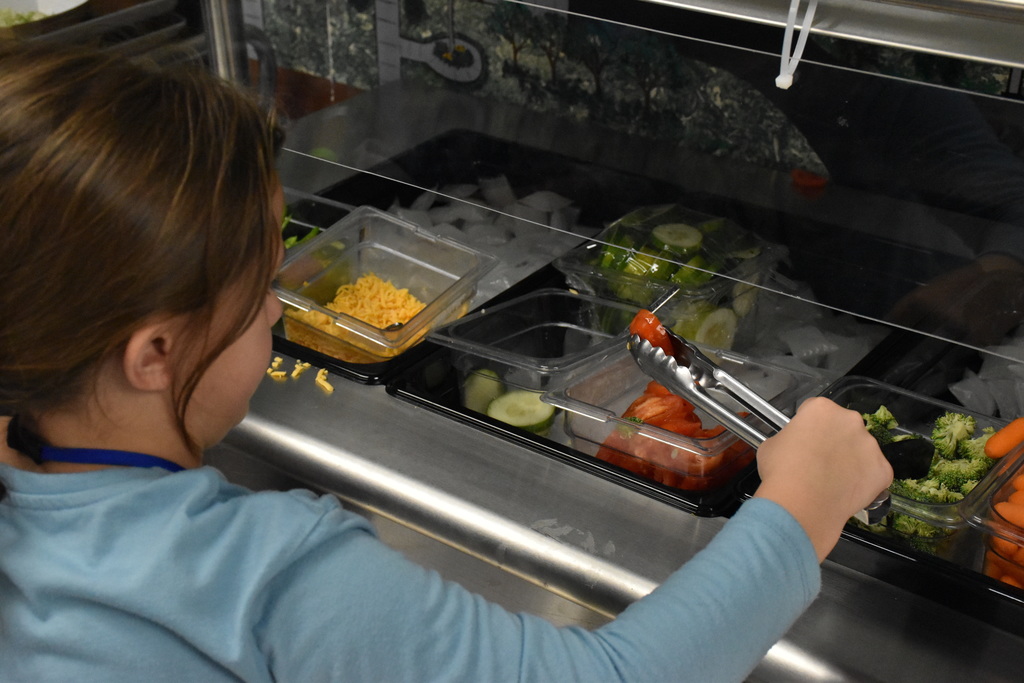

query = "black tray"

[
  {"left": 387, "top": 339, "right": 747, "bottom": 518},
  {"left": 270, "top": 333, "right": 435, "bottom": 386}
]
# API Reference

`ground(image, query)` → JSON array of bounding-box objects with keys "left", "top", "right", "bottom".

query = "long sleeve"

[
  {"left": 256, "top": 497, "right": 819, "bottom": 682},
  {"left": 0, "top": 466, "right": 818, "bottom": 682}
]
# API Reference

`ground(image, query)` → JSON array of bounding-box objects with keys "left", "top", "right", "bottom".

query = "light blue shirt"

[{"left": 0, "top": 464, "right": 819, "bottom": 682}]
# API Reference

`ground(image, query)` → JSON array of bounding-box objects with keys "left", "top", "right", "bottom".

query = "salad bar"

[{"left": 225, "top": 83, "right": 1024, "bottom": 679}]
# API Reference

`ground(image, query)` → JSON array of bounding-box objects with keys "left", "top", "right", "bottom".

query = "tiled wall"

[{"left": 259, "top": 0, "right": 1012, "bottom": 176}]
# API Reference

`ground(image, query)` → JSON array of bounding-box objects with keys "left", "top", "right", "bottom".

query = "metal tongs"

[{"left": 628, "top": 330, "right": 891, "bottom": 525}]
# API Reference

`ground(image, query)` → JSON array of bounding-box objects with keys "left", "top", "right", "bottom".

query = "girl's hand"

[{"left": 754, "top": 397, "right": 893, "bottom": 562}]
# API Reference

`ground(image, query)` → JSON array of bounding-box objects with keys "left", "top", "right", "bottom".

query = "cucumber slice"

[
  {"left": 669, "top": 254, "right": 717, "bottom": 286},
  {"left": 622, "top": 246, "right": 675, "bottom": 280},
  {"left": 651, "top": 223, "right": 703, "bottom": 256},
  {"left": 694, "top": 308, "right": 738, "bottom": 349},
  {"left": 669, "top": 300, "right": 718, "bottom": 340},
  {"left": 729, "top": 246, "right": 762, "bottom": 259},
  {"left": 598, "top": 233, "right": 635, "bottom": 270},
  {"left": 731, "top": 281, "right": 760, "bottom": 317},
  {"left": 463, "top": 369, "right": 505, "bottom": 413},
  {"left": 486, "top": 390, "right": 556, "bottom": 436}
]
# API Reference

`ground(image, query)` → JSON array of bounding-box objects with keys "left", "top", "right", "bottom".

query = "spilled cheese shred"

[
  {"left": 266, "top": 357, "right": 287, "bottom": 381},
  {"left": 291, "top": 361, "right": 312, "bottom": 379},
  {"left": 315, "top": 368, "right": 334, "bottom": 395}
]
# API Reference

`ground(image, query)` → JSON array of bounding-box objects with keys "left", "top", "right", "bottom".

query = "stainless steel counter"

[{"left": 222, "top": 359, "right": 1024, "bottom": 682}]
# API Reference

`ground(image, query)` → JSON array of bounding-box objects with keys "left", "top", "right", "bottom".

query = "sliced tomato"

[
  {"left": 598, "top": 361, "right": 758, "bottom": 491},
  {"left": 621, "top": 395, "right": 667, "bottom": 422},
  {"left": 654, "top": 416, "right": 702, "bottom": 436},
  {"left": 644, "top": 381, "right": 672, "bottom": 397},
  {"left": 624, "top": 394, "right": 696, "bottom": 426},
  {"left": 629, "top": 309, "right": 673, "bottom": 357},
  {"left": 696, "top": 425, "right": 727, "bottom": 439}
]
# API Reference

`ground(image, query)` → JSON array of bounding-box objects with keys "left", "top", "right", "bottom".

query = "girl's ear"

[{"left": 122, "top": 320, "right": 178, "bottom": 392}]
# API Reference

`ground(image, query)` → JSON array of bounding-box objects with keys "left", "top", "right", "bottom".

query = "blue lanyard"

[{"left": 38, "top": 446, "right": 185, "bottom": 473}]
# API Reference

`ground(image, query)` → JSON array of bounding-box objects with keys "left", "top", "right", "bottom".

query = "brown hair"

[{"left": 0, "top": 42, "right": 283, "bottom": 454}]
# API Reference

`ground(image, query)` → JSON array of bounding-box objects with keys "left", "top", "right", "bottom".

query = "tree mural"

[
  {"left": 261, "top": 0, "right": 829, "bottom": 173},
  {"left": 618, "top": 31, "right": 689, "bottom": 118},
  {"left": 564, "top": 17, "right": 620, "bottom": 100},
  {"left": 486, "top": 2, "right": 534, "bottom": 69},
  {"left": 533, "top": 12, "right": 569, "bottom": 83}
]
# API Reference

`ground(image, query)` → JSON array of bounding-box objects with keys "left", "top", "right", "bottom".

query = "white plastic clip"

[{"left": 776, "top": 0, "right": 819, "bottom": 90}]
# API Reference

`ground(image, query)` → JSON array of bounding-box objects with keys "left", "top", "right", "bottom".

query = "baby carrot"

[
  {"left": 985, "top": 417, "right": 1024, "bottom": 458},
  {"left": 1013, "top": 474, "right": 1024, "bottom": 491},
  {"left": 1009, "top": 490, "right": 1024, "bottom": 506},
  {"left": 986, "top": 550, "right": 1014, "bottom": 577},
  {"left": 1002, "top": 574, "right": 1024, "bottom": 590},
  {"left": 994, "top": 501, "right": 1024, "bottom": 529},
  {"left": 990, "top": 535, "right": 1020, "bottom": 558},
  {"left": 990, "top": 549, "right": 1024, "bottom": 584}
]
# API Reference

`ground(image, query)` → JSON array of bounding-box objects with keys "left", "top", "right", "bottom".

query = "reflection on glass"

[{"left": 273, "top": 1, "right": 1024, "bottom": 411}]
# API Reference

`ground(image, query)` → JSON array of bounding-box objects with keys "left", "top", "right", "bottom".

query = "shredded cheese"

[
  {"left": 266, "top": 357, "right": 287, "bottom": 380},
  {"left": 300, "top": 273, "right": 425, "bottom": 331},
  {"left": 315, "top": 368, "right": 334, "bottom": 394},
  {"left": 285, "top": 273, "right": 431, "bottom": 362},
  {"left": 267, "top": 358, "right": 312, "bottom": 383}
]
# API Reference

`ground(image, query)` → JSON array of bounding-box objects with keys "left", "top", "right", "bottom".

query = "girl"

[{"left": 0, "top": 42, "right": 892, "bottom": 682}]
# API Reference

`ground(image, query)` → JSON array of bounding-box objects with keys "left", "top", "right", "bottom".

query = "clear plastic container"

[
  {"left": 983, "top": 541, "right": 1024, "bottom": 589},
  {"left": 957, "top": 440, "right": 1024, "bottom": 589},
  {"left": 966, "top": 445, "right": 1024, "bottom": 534},
  {"left": 275, "top": 206, "right": 497, "bottom": 364},
  {"left": 822, "top": 376, "right": 1007, "bottom": 531},
  {"left": 428, "top": 288, "right": 660, "bottom": 416},
  {"left": 544, "top": 346, "right": 825, "bottom": 494},
  {"left": 553, "top": 203, "right": 786, "bottom": 350}
]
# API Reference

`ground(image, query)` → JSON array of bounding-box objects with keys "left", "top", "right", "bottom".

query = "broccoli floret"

[
  {"left": 889, "top": 477, "right": 964, "bottom": 504},
  {"left": 955, "top": 426, "right": 995, "bottom": 461},
  {"left": 890, "top": 513, "right": 950, "bottom": 540},
  {"left": 862, "top": 405, "right": 898, "bottom": 445},
  {"left": 928, "top": 457, "right": 993, "bottom": 492},
  {"left": 931, "top": 412, "right": 976, "bottom": 459}
]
